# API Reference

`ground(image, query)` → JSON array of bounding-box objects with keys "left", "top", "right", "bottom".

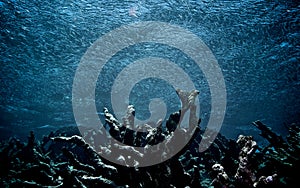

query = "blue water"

[{"left": 1, "top": 0, "right": 299, "bottom": 142}]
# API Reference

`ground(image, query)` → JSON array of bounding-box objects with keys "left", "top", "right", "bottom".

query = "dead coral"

[
  {"left": 211, "top": 163, "right": 229, "bottom": 188},
  {"left": 0, "top": 89, "right": 299, "bottom": 187}
]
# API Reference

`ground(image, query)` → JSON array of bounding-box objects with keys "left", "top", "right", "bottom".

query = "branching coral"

[{"left": 0, "top": 90, "right": 298, "bottom": 187}]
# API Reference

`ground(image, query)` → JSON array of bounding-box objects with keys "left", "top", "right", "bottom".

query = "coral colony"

[{"left": 0, "top": 90, "right": 299, "bottom": 187}]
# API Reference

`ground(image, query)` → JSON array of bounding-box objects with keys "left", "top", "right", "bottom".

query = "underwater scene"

[{"left": 1, "top": 0, "right": 299, "bottom": 187}]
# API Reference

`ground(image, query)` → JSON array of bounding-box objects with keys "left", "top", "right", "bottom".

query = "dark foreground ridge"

[
  {"left": 0, "top": 90, "right": 299, "bottom": 187},
  {"left": 0, "top": 117, "right": 299, "bottom": 188}
]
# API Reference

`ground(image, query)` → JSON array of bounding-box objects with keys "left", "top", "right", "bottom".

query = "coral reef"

[
  {"left": 234, "top": 135, "right": 257, "bottom": 187},
  {"left": 211, "top": 163, "right": 229, "bottom": 187},
  {"left": 0, "top": 90, "right": 299, "bottom": 187},
  {"left": 0, "top": 120, "right": 299, "bottom": 187}
]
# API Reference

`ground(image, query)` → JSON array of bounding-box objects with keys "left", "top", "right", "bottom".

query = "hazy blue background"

[{"left": 1, "top": 0, "right": 299, "bottom": 143}]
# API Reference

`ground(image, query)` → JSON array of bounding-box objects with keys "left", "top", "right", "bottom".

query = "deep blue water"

[{"left": 0, "top": 0, "right": 299, "bottom": 142}]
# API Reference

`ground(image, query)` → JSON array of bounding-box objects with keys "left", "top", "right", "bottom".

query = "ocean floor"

[{"left": 0, "top": 108, "right": 299, "bottom": 188}]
